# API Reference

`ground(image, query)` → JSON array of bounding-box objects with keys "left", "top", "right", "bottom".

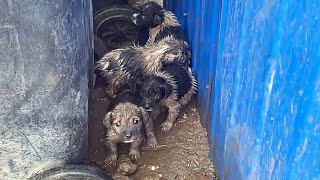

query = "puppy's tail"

[{"left": 179, "top": 69, "right": 197, "bottom": 106}]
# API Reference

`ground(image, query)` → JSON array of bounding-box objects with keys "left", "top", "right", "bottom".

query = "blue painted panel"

[
  {"left": 166, "top": 0, "right": 221, "bottom": 128},
  {"left": 166, "top": 0, "right": 320, "bottom": 179}
]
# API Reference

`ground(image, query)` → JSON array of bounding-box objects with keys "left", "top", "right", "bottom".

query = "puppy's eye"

[
  {"left": 114, "top": 122, "right": 121, "bottom": 127},
  {"left": 142, "top": 16, "right": 147, "bottom": 20},
  {"left": 154, "top": 95, "right": 159, "bottom": 99},
  {"left": 133, "top": 118, "right": 140, "bottom": 124}
]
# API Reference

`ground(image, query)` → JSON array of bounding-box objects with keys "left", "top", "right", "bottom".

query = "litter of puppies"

[{"left": 95, "top": 1, "right": 197, "bottom": 166}]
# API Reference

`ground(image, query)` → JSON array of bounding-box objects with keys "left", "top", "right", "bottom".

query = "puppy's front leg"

[
  {"left": 161, "top": 103, "right": 181, "bottom": 132},
  {"left": 105, "top": 140, "right": 118, "bottom": 166},
  {"left": 129, "top": 139, "right": 142, "bottom": 161},
  {"left": 145, "top": 117, "right": 158, "bottom": 147}
]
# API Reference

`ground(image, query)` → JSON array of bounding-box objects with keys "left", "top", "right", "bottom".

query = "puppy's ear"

[
  {"left": 153, "top": 15, "right": 162, "bottom": 25},
  {"left": 103, "top": 112, "right": 113, "bottom": 129},
  {"left": 160, "top": 83, "right": 173, "bottom": 99}
]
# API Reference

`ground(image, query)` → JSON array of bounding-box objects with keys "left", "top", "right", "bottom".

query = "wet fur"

[
  {"left": 103, "top": 89, "right": 149, "bottom": 165},
  {"left": 132, "top": 1, "right": 187, "bottom": 44},
  {"left": 132, "top": 2, "right": 191, "bottom": 67},
  {"left": 96, "top": 37, "right": 190, "bottom": 97},
  {"left": 148, "top": 11, "right": 187, "bottom": 44},
  {"left": 136, "top": 62, "right": 197, "bottom": 135}
]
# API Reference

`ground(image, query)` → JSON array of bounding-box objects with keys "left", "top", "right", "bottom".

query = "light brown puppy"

[{"left": 103, "top": 91, "right": 149, "bottom": 165}]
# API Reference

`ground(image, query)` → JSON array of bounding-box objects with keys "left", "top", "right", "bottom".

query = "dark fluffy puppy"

[
  {"left": 132, "top": 1, "right": 191, "bottom": 69},
  {"left": 96, "top": 37, "right": 190, "bottom": 98},
  {"left": 135, "top": 62, "right": 197, "bottom": 142},
  {"left": 132, "top": 1, "right": 187, "bottom": 44},
  {"left": 103, "top": 88, "right": 149, "bottom": 165}
]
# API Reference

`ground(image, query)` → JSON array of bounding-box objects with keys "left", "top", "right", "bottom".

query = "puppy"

[
  {"left": 136, "top": 62, "right": 197, "bottom": 136},
  {"left": 132, "top": 1, "right": 191, "bottom": 68},
  {"left": 96, "top": 38, "right": 190, "bottom": 98},
  {"left": 132, "top": 1, "right": 187, "bottom": 44},
  {"left": 103, "top": 89, "right": 149, "bottom": 165}
]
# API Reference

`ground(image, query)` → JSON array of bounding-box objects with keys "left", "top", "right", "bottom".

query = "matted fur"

[
  {"left": 147, "top": 11, "right": 181, "bottom": 44},
  {"left": 132, "top": 2, "right": 191, "bottom": 67},
  {"left": 96, "top": 37, "right": 190, "bottom": 97},
  {"left": 103, "top": 90, "right": 149, "bottom": 165},
  {"left": 178, "top": 70, "right": 197, "bottom": 106},
  {"left": 137, "top": 64, "right": 197, "bottom": 132},
  {"left": 132, "top": 2, "right": 185, "bottom": 44},
  {"left": 156, "top": 70, "right": 197, "bottom": 122}
]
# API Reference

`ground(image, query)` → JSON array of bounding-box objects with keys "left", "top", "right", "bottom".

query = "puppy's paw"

[
  {"left": 147, "top": 137, "right": 158, "bottom": 148},
  {"left": 129, "top": 149, "right": 140, "bottom": 161},
  {"left": 160, "top": 121, "right": 174, "bottom": 132},
  {"left": 105, "top": 154, "right": 118, "bottom": 166}
]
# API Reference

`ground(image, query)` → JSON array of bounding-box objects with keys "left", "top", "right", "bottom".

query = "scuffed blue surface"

[{"left": 166, "top": 0, "right": 320, "bottom": 179}]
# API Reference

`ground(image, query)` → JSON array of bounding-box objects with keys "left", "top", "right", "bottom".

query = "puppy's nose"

[{"left": 145, "top": 104, "right": 152, "bottom": 111}]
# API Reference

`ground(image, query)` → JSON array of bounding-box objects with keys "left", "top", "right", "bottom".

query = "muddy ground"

[{"left": 88, "top": 79, "right": 217, "bottom": 180}]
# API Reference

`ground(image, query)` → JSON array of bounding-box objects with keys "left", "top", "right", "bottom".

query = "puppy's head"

[
  {"left": 135, "top": 75, "right": 172, "bottom": 112},
  {"left": 103, "top": 103, "right": 148, "bottom": 143},
  {"left": 132, "top": 2, "right": 164, "bottom": 28}
]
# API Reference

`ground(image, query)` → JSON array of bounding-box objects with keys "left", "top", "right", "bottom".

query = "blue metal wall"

[{"left": 166, "top": 0, "right": 320, "bottom": 179}]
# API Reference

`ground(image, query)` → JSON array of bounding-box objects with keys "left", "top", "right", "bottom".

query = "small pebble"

[
  {"left": 183, "top": 114, "right": 188, "bottom": 119},
  {"left": 116, "top": 156, "right": 138, "bottom": 175},
  {"left": 150, "top": 165, "right": 159, "bottom": 171}
]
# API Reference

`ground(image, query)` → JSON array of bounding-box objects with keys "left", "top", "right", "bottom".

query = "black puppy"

[
  {"left": 135, "top": 62, "right": 197, "bottom": 146},
  {"left": 132, "top": 1, "right": 187, "bottom": 44},
  {"left": 132, "top": 1, "right": 191, "bottom": 69}
]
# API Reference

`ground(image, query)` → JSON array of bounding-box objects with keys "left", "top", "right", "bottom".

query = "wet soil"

[{"left": 88, "top": 79, "right": 217, "bottom": 180}]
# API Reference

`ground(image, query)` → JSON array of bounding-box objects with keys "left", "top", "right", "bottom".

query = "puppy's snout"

[
  {"left": 124, "top": 132, "right": 132, "bottom": 138},
  {"left": 144, "top": 104, "right": 152, "bottom": 111}
]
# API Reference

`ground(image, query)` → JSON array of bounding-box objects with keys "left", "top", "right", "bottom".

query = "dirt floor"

[{"left": 88, "top": 79, "right": 217, "bottom": 180}]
